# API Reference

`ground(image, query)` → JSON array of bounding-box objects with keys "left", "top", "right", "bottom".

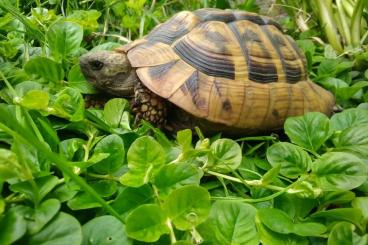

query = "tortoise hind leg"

[{"left": 132, "top": 82, "right": 167, "bottom": 128}]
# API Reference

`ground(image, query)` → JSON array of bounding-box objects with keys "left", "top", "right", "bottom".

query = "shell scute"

[{"left": 125, "top": 9, "right": 334, "bottom": 130}]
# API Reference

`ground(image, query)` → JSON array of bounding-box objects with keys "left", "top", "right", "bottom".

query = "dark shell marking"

[{"left": 136, "top": 8, "right": 307, "bottom": 85}]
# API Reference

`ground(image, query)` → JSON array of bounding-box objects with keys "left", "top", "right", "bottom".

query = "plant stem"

[
  {"left": 313, "top": 0, "right": 343, "bottom": 53},
  {"left": 351, "top": 0, "right": 365, "bottom": 47},
  {"left": 0, "top": 122, "right": 124, "bottom": 223},
  {"left": 206, "top": 170, "right": 284, "bottom": 191}
]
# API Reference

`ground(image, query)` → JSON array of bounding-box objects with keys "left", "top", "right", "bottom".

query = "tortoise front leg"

[{"left": 132, "top": 81, "right": 167, "bottom": 128}]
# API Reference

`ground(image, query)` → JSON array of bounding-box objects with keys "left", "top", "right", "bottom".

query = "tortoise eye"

[{"left": 89, "top": 60, "right": 104, "bottom": 70}]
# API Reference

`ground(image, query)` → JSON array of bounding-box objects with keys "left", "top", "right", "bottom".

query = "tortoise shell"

[{"left": 118, "top": 8, "right": 334, "bottom": 130}]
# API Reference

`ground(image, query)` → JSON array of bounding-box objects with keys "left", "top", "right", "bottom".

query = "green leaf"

[
  {"left": 67, "top": 192, "right": 101, "bottom": 210},
  {"left": 67, "top": 64, "right": 97, "bottom": 94},
  {"left": 328, "top": 222, "right": 368, "bottom": 245},
  {"left": 257, "top": 208, "right": 293, "bottom": 234},
  {"left": 89, "top": 180, "right": 117, "bottom": 197},
  {"left": 66, "top": 10, "right": 101, "bottom": 34},
  {"left": 267, "top": 142, "right": 311, "bottom": 178},
  {"left": 50, "top": 87, "right": 84, "bottom": 121},
  {"left": 352, "top": 197, "right": 368, "bottom": 224},
  {"left": 28, "top": 199, "right": 61, "bottom": 234},
  {"left": 261, "top": 164, "right": 281, "bottom": 185},
  {"left": 126, "top": 204, "right": 169, "bottom": 242},
  {"left": 256, "top": 220, "right": 308, "bottom": 245},
  {"left": 82, "top": 216, "right": 132, "bottom": 245},
  {"left": 209, "top": 138, "right": 242, "bottom": 173},
  {"left": 257, "top": 208, "right": 326, "bottom": 236},
  {"left": 29, "top": 212, "right": 82, "bottom": 245},
  {"left": 153, "top": 163, "right": 203, "bottom": 197},
  {"left": 121, "top": 136, "right": 165, "bottom": 187},
  {"left": 318, "top": 191, "right": 355, "bottom": 207},
  {"left": 47, "top": 21, "right": 83, "bottom": 60},
  {"left": 176, "top": 129, "right": 192, "bottom": 153},
  {"left": 24, "top": 57, "right": 64, "bottom": 82},
  {"left": 284, "top": 112, "right": 331, "bottom": 151},
  {"left": 111, "top": 185, "right": 154, "bottom": 216},
  {"left": 164, "top": 185, "right": 210, "bottom": 230},
  {"left": 0, "top": 206, "right": 29, "bottom": 244},
  {"left": 330, "top": 108, "right": 368, "bottom": 131},
  {"left": 91, "top": 134, "right": 125, "bottom": 174},
  {"left": 59, "top": 138, "right": 85, "bottom": 161},
  {"left": 10, "top": 175, "right": 59, "bottom": 204},
  {"left": 311, "top": 208, "right": 364, "bottom": 229},
  {"left": 334, "top": 124, "right": 368, "bottom": 158},
  {"left": 311, "top": 152, "right": 367, "bottom": 191},
  {"left": 199, "top": 200, "right": 259, "bottom": 245},
  {"left": 19, "top": 90, "right": 49, "bottom": 110},
  {"left": 103, "top": 98, "right": 131, "bottom": 130},
  {"left": 0, "top": 149, "right": 22, "bottom": 180}
]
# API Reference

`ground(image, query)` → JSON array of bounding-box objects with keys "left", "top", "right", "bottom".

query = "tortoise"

[{"left": 79, "top": 8, "right": 335, "bottom": 134}]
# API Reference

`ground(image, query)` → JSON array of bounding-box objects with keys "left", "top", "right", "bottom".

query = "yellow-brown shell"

[{"left": 121, "top": 8, "right": 335, "bottom": 131}]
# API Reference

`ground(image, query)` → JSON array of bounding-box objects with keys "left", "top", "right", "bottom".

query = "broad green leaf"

[
  {"left": 89, "top": 180, "right": 117, "bottom": 197},
  {"left": 67, "top": 192, "right": 101, "bottom": 210},
  {"left": 111, "top": 185, "right": 154, "bottom": 216},
  {"left": 312, "top": 152, "right": 367, "bottom": 191},
  {"left": 10, "top": 175, "right": 59, "bottom": 204},
  {"left": 318, "top": 191, "right": 355, "bottom": 207},
  {"left": 121, "top": 136, "right": 165, "bottom": 187},
  {"left": 14, "top": 81, "right": 43, "bottom": 97},
  {"left": 261, "top": 164, "right": 281, "bottom": 185},
  {"left": 319, "top": 77, "right": 348, "bottom": 94},
  {"left": 24, "top": 57, "right": 64, "bottom": 82},
  {"left": 352, "top": 197, "right": 368, "bottom": 223},
  {"left": 164, "top": 185, "right": 210, "bottom": 230},
  {"left": 91, "top": 134, "right": 125, "bottom": 174},
  {"left": 257, "top": 208, "right": 326, "bottom": 236},
  {"left": 176, "top": 129, "right": 192, "bottom": 153},
  {"left": 0, "top": 206, "right": 29, "bottom": 244},
  {"left": 334, "top": 124, "right": 368, "bottom": 158},
  {"left": 120, "top": 170, "right": 148, "bottom": 188},
  {"left": 66, "top": 10, "right": 101, "bottom": 34},
  {"left": 209, "top": 138, "right": 242, "bottom": 173},
  {"left": 28, "top": 199, "right": 61, "bottom": 234},
  {"left": 59, "top": 138, "right": 85, "bottom": 161},
  {"left": 336, "top": 81, "right": 368, "bottom": 101},
  {"left": 126, "top": 204, "right": 169, "bottom": 242},
  {"left": 257, "top": 208, "right": 293, "bottom": 234},
  {"left": 50, "top": 183, "right": 78, "bottom": 203},
  {"left": 199, "top": 200, "right": 259, "bottom": 245},
  {"left": 328, "top": 222, "right": 368, "bottom": 245},
  {"left": 153, "top": 163, "right": 203, "bottom": 197},
  {"left": 267, "top": 142, "right": 311, "bottom": 178},
  {"left": 256, "top": 220, "right": 308, "bottom": 245},
  {"left": 67, "top": 64, "right": 97, "bottom": 94},
  {"left": 311, "top": 208, "right": 364, "bottom": 229},
  {"left": 50, "top": 87, "right": 85, "bottom": 121},
  {"left": 82, "top": 216, "right": 132, "bottom": 245},
  {"left": 29, "top": 212, "right": 82, "bottom": 245},
  {"left": 0, "top": 149, "right": 22, "bottom": 180},
  {"left": 127, "top": 136, "right": 165, "bottom": 168},
  {"left": 284, "top": 112, "right": 330, "bottom": 151},
  {"left": 330, "top": 108, "right": 368, "bottom": 131},
  {"left": 47, "top": 21, "right": 83, "bottom": 60},
  {"left": 19, "top": 90, "right": 49, "bottom": 110},
  {"left": 103, "top": 98, "right": 131, "bottom": 130}
]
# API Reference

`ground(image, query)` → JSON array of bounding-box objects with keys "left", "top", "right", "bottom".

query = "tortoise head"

[{"left": 79, "top": 50, "right": 137, "bottom": 97}]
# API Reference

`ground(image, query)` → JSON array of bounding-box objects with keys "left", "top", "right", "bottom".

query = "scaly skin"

[{"left": 79, "top": 51, "right": 167, "bottom": 127}]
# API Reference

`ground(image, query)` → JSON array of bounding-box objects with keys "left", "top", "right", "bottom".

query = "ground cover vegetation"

[{"left": 0, "top": 0, "right": 368, "bottom": 244}]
